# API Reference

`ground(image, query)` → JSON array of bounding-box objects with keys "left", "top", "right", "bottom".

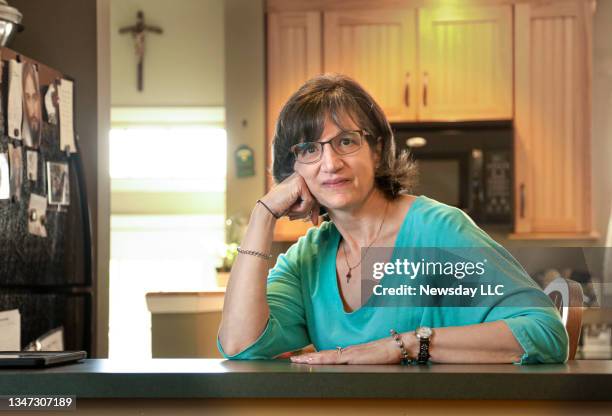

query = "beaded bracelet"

[
  {"left": 390, "top": 329, "right": 412, "bottom": 365},
  {"left": 237, "top": 246, "right": 273, "bottom": 260}
]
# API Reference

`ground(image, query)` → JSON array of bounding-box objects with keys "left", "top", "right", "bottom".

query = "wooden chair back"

[{"left": 543, "top": 277, "right": 584, "bottom": 360}]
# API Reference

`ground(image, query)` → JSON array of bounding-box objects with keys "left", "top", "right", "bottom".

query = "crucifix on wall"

[{"left": 119, "top": 11, "right": 163, "bottom": 91}]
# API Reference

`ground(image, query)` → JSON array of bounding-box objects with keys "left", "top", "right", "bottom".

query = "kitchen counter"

[{"left": 1, "top": 359, "right": 612, "bottom": 401}]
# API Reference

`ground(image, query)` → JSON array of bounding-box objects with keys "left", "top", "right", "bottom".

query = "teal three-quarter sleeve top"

[{"left": 217, "top": 195, "right": 569, "bottom": 364}]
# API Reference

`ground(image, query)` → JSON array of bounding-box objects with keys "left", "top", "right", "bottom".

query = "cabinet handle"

[
  {"left": 404, "top": 72, "right": 410, "bottom": 107},
  {"left": 422, "top": 72, "right": 428, "bottom": 107},
  {"left": 519, "top": 183, "right": 525, "bottom": 219}
]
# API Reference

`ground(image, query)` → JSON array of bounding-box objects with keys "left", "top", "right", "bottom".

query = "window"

[{"left": 108, "top": 108, "right": 226, "bottom": 360}]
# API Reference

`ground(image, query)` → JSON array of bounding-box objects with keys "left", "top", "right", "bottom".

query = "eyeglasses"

[{"left": 291, "top": 130, "right": 369, "bottom": 164}]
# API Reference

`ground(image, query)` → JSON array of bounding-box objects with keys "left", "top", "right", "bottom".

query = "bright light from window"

[
  {"left": 108, "top": 123, "right": 227, "bottom": 359},
  {"left": 109, "top": 127, "right": 227, "bottom": 180}
]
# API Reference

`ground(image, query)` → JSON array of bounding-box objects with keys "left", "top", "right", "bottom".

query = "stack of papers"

[{"left": 0, "top": 309, "right": 20, "bottom": 351}]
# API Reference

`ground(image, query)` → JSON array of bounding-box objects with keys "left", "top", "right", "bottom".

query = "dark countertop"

[{"left": 1, "top": 359, "right": 611, "bottom": 400}]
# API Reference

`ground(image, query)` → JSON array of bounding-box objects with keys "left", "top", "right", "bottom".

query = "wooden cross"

[{"left": 119, "top": 11, "right": 163, "bottom": 91}]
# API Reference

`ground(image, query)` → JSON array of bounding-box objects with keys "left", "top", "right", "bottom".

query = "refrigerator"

[{"left": 0, "top": 47, "right": 93, "bottom": 353}]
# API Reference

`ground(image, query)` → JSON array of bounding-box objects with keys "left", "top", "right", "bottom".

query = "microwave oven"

[{"left": 393, "top": 121, "right": 514, "bottom": 225}]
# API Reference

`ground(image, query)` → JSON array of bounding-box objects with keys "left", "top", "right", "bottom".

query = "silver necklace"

[{"left": 341, "top": 201, "right": 389, "bottom": 284}]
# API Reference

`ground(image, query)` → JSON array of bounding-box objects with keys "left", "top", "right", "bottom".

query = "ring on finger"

[{"left": 336, "top": 346, "right": 344, "bottom": 357}]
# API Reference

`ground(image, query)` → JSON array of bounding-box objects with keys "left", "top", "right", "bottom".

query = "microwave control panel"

[{"left": 483, "top": 151, "right": 512, "bottom": 221}]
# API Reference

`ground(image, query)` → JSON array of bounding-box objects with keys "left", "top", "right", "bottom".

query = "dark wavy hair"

[{"left": 271, "top": 73, "right": 416, "bottom": 199}]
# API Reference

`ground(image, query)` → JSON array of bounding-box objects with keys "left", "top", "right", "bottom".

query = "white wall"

[
  {"left": 110, "top": 0, "right": 224, "bottom": 107},
  {"left": 224, "top": 0, "right": 266, "bottom": 221}
]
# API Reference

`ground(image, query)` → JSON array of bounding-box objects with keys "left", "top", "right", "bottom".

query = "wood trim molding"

[
  {"left": 513, "top": 3, "right": 532, "bottom": 234},
  {"left": 146, "top": 292, "right": 226, "bottom": 314},
  {"left": 508, "top": 231, "right": 600, "bottom": 240},
  {"left": 266, "top": 0, "right": 581, "bottom": 12},
  {"left": 580, "top": 0, "right": 594, "bottom": 235}
]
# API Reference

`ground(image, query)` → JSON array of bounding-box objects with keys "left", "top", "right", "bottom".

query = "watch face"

[{"left": 416, "top": 327, "right": 433, "bottom": 339}]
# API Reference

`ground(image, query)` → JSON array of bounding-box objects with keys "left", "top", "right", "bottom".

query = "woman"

[{"left": 217, "top": 74, "right": 568, "bottom": 364}]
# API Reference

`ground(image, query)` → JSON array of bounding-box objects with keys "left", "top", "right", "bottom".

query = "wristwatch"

[{"left": 415, "top": 326, "right": 433, "bottom": 364}]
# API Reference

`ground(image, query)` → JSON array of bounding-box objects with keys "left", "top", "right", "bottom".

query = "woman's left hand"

[{"left": 289, "top": 337, "right": 401, "bottom": 365}]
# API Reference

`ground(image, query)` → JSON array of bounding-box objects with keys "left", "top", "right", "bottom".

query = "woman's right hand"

[{"left": 260, "top": 172, "right": 321, "bottom": 225}]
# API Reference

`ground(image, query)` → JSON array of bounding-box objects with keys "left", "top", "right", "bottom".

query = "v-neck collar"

[{"left": 326, "top": 195, "right": 425, "bottom": 316}]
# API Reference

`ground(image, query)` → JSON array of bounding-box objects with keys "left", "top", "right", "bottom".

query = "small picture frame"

[
  {"left": 26, "top": 150, "right": 38, "bottom": 182},
  {"left": 27, "top": 193, "right": 47, "bottom": 238},
  {"left": 8, "top": 142, "right": 22, "bottom": 202},
  {"left": 46, "top": 161, "right": 70, "bottom": 206},
  {"left": 235, "top": 145, "right": 255, "bottom": 178}
]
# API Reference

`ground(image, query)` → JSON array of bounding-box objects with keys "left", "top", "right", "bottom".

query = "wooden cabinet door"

[
  {"left": 418, "top": 5, "right": 512, "bottom": 121},
  {"left": 267, "top": 12, "right": 323, "bottom": 239},
  {"left": 267, "top": 12, "right": 322, "bottom": 187},
  {"left": 513, "top": 1, "right": 592, "bottom": 236},
  {"left": 324, "top": 9, "right": 417, "bottom": 122}
]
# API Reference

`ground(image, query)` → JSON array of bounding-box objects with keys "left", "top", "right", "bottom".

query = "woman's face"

[{"left": 293, "top": 113, "right": 380, "bottom": 211}]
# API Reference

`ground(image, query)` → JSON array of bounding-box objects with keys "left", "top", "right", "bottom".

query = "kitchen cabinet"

[
  {"left": 418, "top": 6, "right": 513, "bottom": 120},
  {"left": 269, "top": 5, "right": 512, "bottom": 128},
  {"left": 512, "top": 0, "right": 594, "bottom": 238},
  {"left": 267, "top": 12, "right": 323, "bottom": 239},
  {"left": 265, "top": 0, "right": 595, "bottom": 241},
  {"left": 323, "top": 9, "right": 418, "bottom": 121},
  {"left": 323, "top": 6, "right": 512, "bottom": 122},
  {"left": 267, "top": 12, "right": 322, "bottom": 158},
  {"left": 266, "top": 12, "right": 322, "bottom": 189}
]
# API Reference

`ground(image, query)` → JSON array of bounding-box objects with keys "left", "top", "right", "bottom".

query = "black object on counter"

[{"left": 0, "top": 351, "right": 86, "bottom": 368}]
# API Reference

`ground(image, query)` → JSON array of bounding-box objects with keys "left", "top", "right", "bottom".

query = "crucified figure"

[{"left": 119, "top": 11, "right": 163, "bottom": 91}]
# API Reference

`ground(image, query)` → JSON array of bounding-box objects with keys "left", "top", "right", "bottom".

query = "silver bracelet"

[{"left": 237, "top": 246, "right": 273, "bottom": 260}]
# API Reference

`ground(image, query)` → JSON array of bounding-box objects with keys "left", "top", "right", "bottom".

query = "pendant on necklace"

[{"left": 346, "top": 271, "right": 351, "bottom": 283}]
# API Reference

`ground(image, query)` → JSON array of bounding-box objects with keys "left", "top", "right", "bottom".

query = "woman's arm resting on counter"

[
  {"left": 413, "top": 321, "right": 524, "bottom": 364},
  {"left": 290, "top": 320, "right": 524, "bottom": 365},
  {"left": 290, "top": 304, "right": 569, "bottom": 365}
]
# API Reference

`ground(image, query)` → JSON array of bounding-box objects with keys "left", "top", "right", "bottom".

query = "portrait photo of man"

[{"left": 22, "top": 62, "right": 42, "bottom": 148}]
